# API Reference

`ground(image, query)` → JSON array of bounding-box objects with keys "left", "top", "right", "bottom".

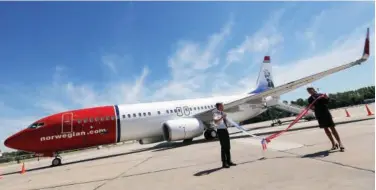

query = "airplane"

[{"left": 4, "top": 28, "right": 370, "bottom": 167}]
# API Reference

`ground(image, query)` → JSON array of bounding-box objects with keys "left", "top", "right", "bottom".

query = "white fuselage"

[{"left": 115, "top": 93, "right": 270, "bottom": 142}]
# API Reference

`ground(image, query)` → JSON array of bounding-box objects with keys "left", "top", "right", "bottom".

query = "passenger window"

[
  {"left": 148, "top": 112, "right": 151, "bottom": 116},
  {"left": 111, "top": 116, "right": 115, "bottom": 120},
  {"left": 94, "top": 118, "right": 98, "bottom": 122},
  {"left": 174, "top": 109, "right": 177, "bottom": 113},
  {"left": 143, "top": 113, "right": 146, "bottom": 116},
  {"left": 166, "top": 110, "right": 169, "bottom": 114},
  {"left": 84, "top": 119, "right": 87, "bottom": 123},
  {"left": 194, "top": 107, "right": 196, "bottom": 110},
  {"left": 157, "top": 111, "right": 161, "bottom": 115},
  {"left": 128, "top": 114, "right": 131, "bottom": 118},
  {"left": 106, "top": 116, "right": 110, "bottom": 120},
  {"left": 78, "top": 120, "right": 81, "bottom": 124},
  {"left": 138, "top": 113, "right": 141, "bottom": 117},
  {"left": 89, "top": 118, "right": 93, "bottom": 122},
  {"left": 190, "top": 108, "right": 192, "bottom": 111},
  {"left": 133, "top": 113, "right": 136, "bottom": 117},
  {"left": 122, "top": 115, "right": 125, "bottom": 119},
  {"left": 204, "top": 106, "right": 207, "bottom": 109},
  {"left": 100, "top": 117, "right": 104, "bottom": 121},
  {"left": 170, "top": 110, "right": 173, "bottom": 113}
]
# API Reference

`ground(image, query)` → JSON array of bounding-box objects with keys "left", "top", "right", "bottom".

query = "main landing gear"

[
  {"left": 266, "top": 107, "right": 283, "bottom": 127},
  {"left": 51, "top": 153, "right": 62, "bottom": 167},
  {"left": 204, "top": 128, "right": 217, "bottom": 140}
]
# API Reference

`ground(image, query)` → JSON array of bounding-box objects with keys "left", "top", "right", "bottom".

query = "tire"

[
  {"left": 204, "top": 129, "right": 217, "bottom": 140},
  {"left": 52, "top": 157, "right": 61, "bottom": 167}
]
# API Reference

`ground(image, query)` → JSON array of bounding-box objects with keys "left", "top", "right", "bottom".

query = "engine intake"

[{"left": 162, "top": 118, "right": 205, "bottom": 142}]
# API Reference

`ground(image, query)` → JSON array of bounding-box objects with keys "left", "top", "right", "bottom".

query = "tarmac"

[{"left": 0, "top": 104, "right": 374, "bottom": 190}]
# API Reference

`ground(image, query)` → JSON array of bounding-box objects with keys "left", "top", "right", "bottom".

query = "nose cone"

[
  {"left": 4, "top": 135, "right": 18, "bottom": 150},
  {"left": 4, "top": 132, "right": 25, "bottom": 150}
]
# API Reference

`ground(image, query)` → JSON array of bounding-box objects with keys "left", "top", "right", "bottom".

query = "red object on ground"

[
  {"left": 365, "top": 104, "right": 374, "bottom": 116},
  {"left": 345, "top": 109, "right": 351, "bottom": 117}
]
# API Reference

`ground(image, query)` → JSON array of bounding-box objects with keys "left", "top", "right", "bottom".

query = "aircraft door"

[
  {"left": 176, "top": 107, "right": 183, "bottom": 117},
  {"left": 62, "top": 113, "right": 73, "bottom": 133}
]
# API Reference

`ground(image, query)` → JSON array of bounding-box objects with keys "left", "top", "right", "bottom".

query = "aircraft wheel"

[
  {"left": 204, "top": 129, "right": 217, "bottom": 140},
  {"left": 210, "top": 130, "right": 217, "bottom": 138},
  {"left": 51, "top": 157, "right": 61, "bottom": 167}
]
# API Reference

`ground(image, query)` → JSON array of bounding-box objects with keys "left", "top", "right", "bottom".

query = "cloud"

[
  {"left": 275, "top": 27, "right": 374, "bottom": 85},
  {"left": 301, "top": 10, "right": 326, "bottom": 50},
  {"left": 225, "top": 8, "right": 285, "bottom": 67},
  {"left": 150, "top": 19, "right": 234, "bottom": 101},
  {"left": 101, "top": 54, "right": 133, "bottom": 76}
]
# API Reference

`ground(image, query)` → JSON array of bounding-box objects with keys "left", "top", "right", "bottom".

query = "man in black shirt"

[{"left": 307, "top": 87, "right": 345, "bottom": 152}]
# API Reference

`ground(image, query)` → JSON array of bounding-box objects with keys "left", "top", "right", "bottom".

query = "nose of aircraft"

[
  {"left": 4, "top": 136, "right": 14, "bottom": 149},
  {"left": 4, "top": 132, "right": 24, "bottom": 150}
]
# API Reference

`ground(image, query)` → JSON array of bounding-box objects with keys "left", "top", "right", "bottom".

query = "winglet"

[{"left": 362, "top": 27, "right": 370, "bottom": 60}]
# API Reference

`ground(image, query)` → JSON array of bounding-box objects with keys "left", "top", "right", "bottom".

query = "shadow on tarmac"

[
  {"left": 193, "top": 156, "right": 290, "bottom": 176},
  {"left": 301, "top": 149, "right": 340, "bottom": 158}
]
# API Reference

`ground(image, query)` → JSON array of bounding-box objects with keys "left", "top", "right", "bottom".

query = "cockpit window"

[
  {"left": 28, "top": 122, "right": 44, "bottom": 129},
  {"left": 28, "top": 123, "right": 38, "bottom": 129}
]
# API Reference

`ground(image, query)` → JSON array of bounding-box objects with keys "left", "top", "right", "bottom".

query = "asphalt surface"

[{"left": 0, "top": 104, "right": 374, "bottom": 190}]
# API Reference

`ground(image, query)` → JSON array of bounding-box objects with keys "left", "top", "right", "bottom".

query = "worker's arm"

[{"left": 213, "top": 112, "right": 224, "bottom": 123}]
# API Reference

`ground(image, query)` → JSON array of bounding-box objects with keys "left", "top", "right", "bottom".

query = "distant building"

[{"left": 364, "top": 99, "right": 375, "bottom": 104}]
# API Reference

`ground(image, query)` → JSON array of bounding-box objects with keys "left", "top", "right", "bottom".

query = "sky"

[{"left": 0, "top": 1, "right": 375, "bottom": 152}]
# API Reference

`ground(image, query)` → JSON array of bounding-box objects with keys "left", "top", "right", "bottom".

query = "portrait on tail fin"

[{"left": 264, "top": 69, "right": 274, "bottom": 88}]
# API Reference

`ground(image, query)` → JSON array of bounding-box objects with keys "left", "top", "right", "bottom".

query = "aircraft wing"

[{"left": 194, "top": 28, "right": 370, "bottom": 123}]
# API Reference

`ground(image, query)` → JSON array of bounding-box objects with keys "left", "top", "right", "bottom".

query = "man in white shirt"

[{"left": 213, "top": 102, "right": 236, "bottom": 168}]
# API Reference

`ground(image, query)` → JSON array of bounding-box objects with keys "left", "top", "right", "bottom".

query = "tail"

[{"left": 250, "top": 56, "right": 275, "bottom": 94}]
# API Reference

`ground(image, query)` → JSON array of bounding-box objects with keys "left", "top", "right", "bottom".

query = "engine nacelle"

[
  {"left": 139, "top": 136, "right": 165, "bottom": 145},
  {"left": 265, "top": 96, "right": 279, "bottom": 107},
  {"left": 162, "top": 118, "right": 205, "bottom": 142}
]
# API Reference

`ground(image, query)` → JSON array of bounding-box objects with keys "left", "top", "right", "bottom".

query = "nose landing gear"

[{"left": 51, "top": 153, "right": 62, "bottom": 167}]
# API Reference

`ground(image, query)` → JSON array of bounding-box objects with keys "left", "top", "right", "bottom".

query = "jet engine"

[
  {"left": 264, "top": 95, "right": 279, "bottom": 107},
  {"left": 162, "top": 118, "right": 205, "bottom": 142}
]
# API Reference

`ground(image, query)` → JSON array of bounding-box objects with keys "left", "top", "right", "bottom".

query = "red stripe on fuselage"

[{"left": 17, "top": 106, "right": 117, "bottom": 154}]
